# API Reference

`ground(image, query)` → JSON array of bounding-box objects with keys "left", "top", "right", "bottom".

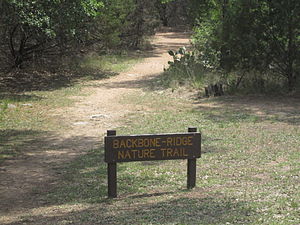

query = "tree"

[
  {"left": 0, "top": 0, "right": 103, "bottom": 69},
  {"left": 192, "top": 0, "right": 300, "bottom": 91},
  {"left": 263, "top": 0, "right": 300, "bottom": 91}
]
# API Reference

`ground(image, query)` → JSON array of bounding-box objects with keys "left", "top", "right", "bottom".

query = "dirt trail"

[
  {"left": 62, "top": 30, "right": 190, "bottom": 139},
  {"left": 0, "top": 29, "right": 190, "bottom": 224}
]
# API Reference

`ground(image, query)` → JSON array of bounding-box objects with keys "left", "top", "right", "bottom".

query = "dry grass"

[{"left": 5, "top": 92, "right": 296, "bottom": 225}]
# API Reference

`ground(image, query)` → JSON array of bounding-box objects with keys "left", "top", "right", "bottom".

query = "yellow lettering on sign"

[
  {"left": 154, "top": 138, "right": 161, "bottom": 147},
  {"left": 160, "top": 148, "right": 167, "bottom": 157},
  {"left": 149, "top": 149, "right": 155, "bottom": 158},
  {"left": 143, "top": 149, "right": 150, "bottom": 157},
  {"left": 113, "top": 137, "right": 163, "bottom": 149},
  {"left": 113, "top": 140, "right": 119, "bottom": 149},
  {"left": 144, "top": 139, "right": 150, "bottom": 147},
  {"left": 166, "top": 148, "right": 173, "bottom": 157},
  {"left": 138, "top": 150, "right": 143, "bottom": 158},
  {"left": 119, "top": 140, "right": 126, "bottom": 148},
  {"left": 166, "top": 137, "right": 172, "bottom": 147},
  {"left": 159, "top": 148, "right": 189, "bottom": 158},
  {"left": 149, "top": 138, "right": 154, "bottom": 147},
  {"left": 117, "top": 150, "right": 132, "bottom": 159},
  {"left": 124, "top": 150, "right": 131, "bottom": 159},
  {"left": 118, "top": 151, "right": 124, "bottom": 159},
  {"left": 117, "top": 148, "right": 189, "bottom": 160},
  {"left": 131, "top": 150, "right": 138, "bottom": 158},
  {"left": 131, "top": 139, "right": 138, "bottom": 148},
  {"left": 187, "top": 136, "right": 193, "bottom": 145},
  {"left": 165, "top": 136, "right": 193, "bottom": 147},
  {"left": 173, "top": 148, "right": 180, "bottom": 157},
  {"left": 137, "top": 139, "right": 143, "bottom": 147},
  {"left": 117, "top": 149, "right": 157, "bottom": 160}
]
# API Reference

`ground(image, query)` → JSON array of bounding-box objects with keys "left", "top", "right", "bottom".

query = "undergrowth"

[{"left": 162, "top": 47, "right": 300, "bottom": 96}]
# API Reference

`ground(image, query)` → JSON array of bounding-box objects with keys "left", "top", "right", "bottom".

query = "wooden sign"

[
  {"left": 105, "top": 133, "right": 201, "bottom": 163},
  {"left": 104, "top": 128, "right": 201, "bottom": 198}
]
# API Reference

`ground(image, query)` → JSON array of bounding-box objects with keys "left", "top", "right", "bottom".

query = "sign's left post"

[{"left": 107, "top": 130, "right": 117, "bottom": 198}]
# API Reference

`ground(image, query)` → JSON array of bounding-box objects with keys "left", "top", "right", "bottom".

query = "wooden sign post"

[
  {"left": 107, "top": 130, "right": 117, "bottom": 198},
  {"left": 105, "top": 128, "right": 201, "bottom": 198},
  {"left": 187, "top": 127, "right": 197, "bottom": 189}
]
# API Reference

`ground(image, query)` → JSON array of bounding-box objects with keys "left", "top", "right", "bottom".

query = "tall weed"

[
  {"left": 162, "top": 47, "right": 223, "bottom": 93},
  {"left": 162, "top": 47, "right": 299, "bottom": 96}
]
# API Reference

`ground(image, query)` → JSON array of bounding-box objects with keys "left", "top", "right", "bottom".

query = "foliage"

[
  {"left": 0, "top": 0, "right": 104, "bottom": 69},
  {"left": 89, "top": 0, "right": 135, "bottom": 49},
  {"left": 0, "top": 0, "right": 179, "bottom": 71},
  {"left": 2, "top": 0, "right": 299, "bottom": 94},
  {"left": 191, "top": 0, "right": 300, "bottom": 92},
  {"left": 120, "top": 0, "right": 161, "bottom": 48},
  {"left": 163, "top": 47, "right": 205, "bottom": 88},
  {"left": 163, "top": 45, "right": 225, "bottom": 92}
]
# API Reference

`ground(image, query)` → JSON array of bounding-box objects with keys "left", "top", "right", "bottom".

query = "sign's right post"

[{"left": 187, "top": 127, "right": 198, "bottom": 189}]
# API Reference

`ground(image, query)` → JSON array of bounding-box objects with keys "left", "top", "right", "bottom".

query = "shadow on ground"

[
  {"left": 193, "top": 95, "right": 300, "bottom": 125},
  {"left": 0, "top": 129, "right": 47, "bottom": 162},
  {"left": 0, "top": 67, "right": 118, "bottom": 93},
  {"left": 0, "top": 114, "right": 252, "bottom": 225},
  {"left": 94, "top": 74, "right": 166, "bottom": 92},
  {"left": 4, "top": 194, "right": 256, "bottom": 225},
  {"left": 0, "top": 93, "right": 43, "bottom": 102},
  {"left": 0, "top": 28, "right": 190, "bottom": 94},
  {"left": 0, "top": 130, "right": 100, "bottom": 213}
]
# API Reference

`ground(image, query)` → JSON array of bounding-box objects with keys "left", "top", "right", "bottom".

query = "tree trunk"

[
  {"left": 286, "top": 14, "right": 296, "bottom": 91},
  {"left": 220, "top": 0, "right": 229, "bottom": 71},
  {"left": 287, "top": 71, "right": 297, "bottom": 91}
]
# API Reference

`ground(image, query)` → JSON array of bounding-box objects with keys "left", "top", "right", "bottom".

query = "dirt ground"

[
  {"left": 0, "top": 29, "right": 191, "bottom": 224},
  {"left": 2, "top": 28, "right": 300, "bottom": 225}
]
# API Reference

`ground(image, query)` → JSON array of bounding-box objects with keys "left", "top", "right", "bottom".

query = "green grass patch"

[
  {"left": 0, "top": 53, "right": 142, "bottom": 163},
  {"left": 43, "top": 92, "right": 300, "bottom": 224},
  {"left": 80, "top": 53, "right": 142, "bottom": 73},
  {"left": 0, "top": 84, "right": 86, "bottom": 162},
  {"left": 1, "top": 50, "right": 298, "bottom": 223}
]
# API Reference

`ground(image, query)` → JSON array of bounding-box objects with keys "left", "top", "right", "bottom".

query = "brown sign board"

[{"left": 105, "top": 132, "right": 201, "bottom": 163}]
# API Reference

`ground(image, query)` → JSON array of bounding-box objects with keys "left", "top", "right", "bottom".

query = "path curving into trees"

[{"left": 0, "top": 29, "right": 190, "bottom": 224}]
